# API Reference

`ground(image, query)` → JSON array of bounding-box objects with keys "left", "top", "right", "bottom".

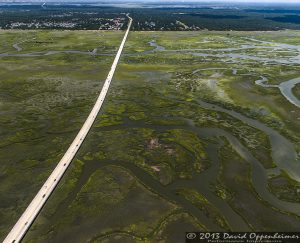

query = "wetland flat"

[{"left": 1, "top": 30, "right": 300, "bottom": 242}]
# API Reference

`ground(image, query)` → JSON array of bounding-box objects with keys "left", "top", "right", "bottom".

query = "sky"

[
  {"left": 139, "top": 0, "right": 300, "bottom": 2},
  {"left": 1, "top": 0, "right": 300, "bottom": 3},
  {"left": 90, "top": 0, "right": 300, "bottom": 2},
  {"left": 76, "top": 0, "right": 299, "bottom": 2}
]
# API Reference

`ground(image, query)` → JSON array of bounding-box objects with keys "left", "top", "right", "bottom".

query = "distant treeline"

[{"left": 1, "top": 4, "right": 300, "bottom": 31}]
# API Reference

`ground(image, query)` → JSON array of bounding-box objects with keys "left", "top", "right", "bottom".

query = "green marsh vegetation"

[
  {"left": 0, "top": 30, "right": 120, "bottom": 240},
  {"left": 1, "top": 30, "right": 300, "bottom": 241}
]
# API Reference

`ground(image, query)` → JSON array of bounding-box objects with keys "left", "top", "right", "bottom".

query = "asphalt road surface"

[{"left": 4, "top": 15, "right": 132, "bottom": 243}]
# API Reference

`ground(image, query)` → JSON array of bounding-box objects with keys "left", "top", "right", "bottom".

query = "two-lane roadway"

[{"left": 4, "top": 15, "right": 132, "bottom": 243}]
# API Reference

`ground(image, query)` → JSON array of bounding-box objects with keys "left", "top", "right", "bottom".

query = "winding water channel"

[
  {"left": 2, "top": 38, "right": 299, "bottom": 177},
  {"left": 73, "top": 109, "right": 300, "bottom": 231},
  {"left": 2, "top": 36, "right": 300, "bottom": 229},
  {"left": 2, "top": 38, "right": 299, "bottom": 178},
  {"left": 256, "top": 76, "right": 300, "bottom": 108},
  {"left": 194, "top": 99, "right": 300, "bottom": 182},
  {"left": 140, "top": 40, "right": 300, "bottom": 108},
  {"left": 4, "top": 39, "right": 300, "bottom": 108}
]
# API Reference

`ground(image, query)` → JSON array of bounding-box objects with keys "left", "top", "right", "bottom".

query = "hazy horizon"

[{"left": 1, "top": 0, "right": 300, "bottom": 3}]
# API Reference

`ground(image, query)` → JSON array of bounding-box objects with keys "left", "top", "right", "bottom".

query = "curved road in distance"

[{"left": 4, "top": 15, "right": 132, "bottom": 243}]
